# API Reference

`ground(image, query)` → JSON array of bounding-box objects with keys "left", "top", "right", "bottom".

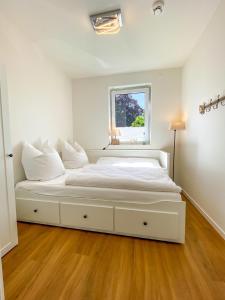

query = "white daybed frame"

[
  {"left": 87, "top": 149, "right": 170, "bottom": 174},
  {"left": 16, "top": 150, "right": 186, "bottom": 244}
]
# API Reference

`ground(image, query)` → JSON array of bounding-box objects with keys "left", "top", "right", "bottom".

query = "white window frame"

[{"left": 110, "top": 85, "right": 151, "bottom": 145}]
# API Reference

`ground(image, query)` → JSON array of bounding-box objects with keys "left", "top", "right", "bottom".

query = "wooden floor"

[{"left": 2, "top": 198, "right": 225, "bottom": 300}]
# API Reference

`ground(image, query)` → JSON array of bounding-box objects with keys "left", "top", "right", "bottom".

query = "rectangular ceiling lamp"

[{"left": 90, "top": 9, "right": 123, "bottom": 35}]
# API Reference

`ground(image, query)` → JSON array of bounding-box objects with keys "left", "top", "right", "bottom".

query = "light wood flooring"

[{"left": 2, "top": 197, "right": 225, "bottom": 300}]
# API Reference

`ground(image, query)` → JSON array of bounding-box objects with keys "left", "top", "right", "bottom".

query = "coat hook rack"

[{"left": 199, "top": 94, "right": 225, "bottom": 114}]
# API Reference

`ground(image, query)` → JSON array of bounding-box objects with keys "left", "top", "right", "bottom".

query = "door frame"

[
  {"left": 0, "top": 66, "right": 18, "bottom": 257},
  {"left": 0, "top": 258, "right": 4, "bottom": 300}
]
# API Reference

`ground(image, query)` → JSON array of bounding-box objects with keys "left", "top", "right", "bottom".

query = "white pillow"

[
  {"left": 35, "top": 139, "right": 56, "bottom": 153},
  {"left": 22, "top": 142, "right": 65, "bottom": 181},
  {"left": 61, "top": 141, "right": 89, "bottom": 169}
]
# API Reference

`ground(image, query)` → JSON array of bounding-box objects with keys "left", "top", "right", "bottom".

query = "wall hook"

[
  {"left": 221, "top": 98, "right": 225, "bottom": 106},
  {"left": 206, "top": 100, "right": 212, "bottom": 112},
  {"left": 213, "top": 95, "right": 219, "bottom": 109},
  {"left": 199, "top": 94, "right": 225, "bottom": 114}
]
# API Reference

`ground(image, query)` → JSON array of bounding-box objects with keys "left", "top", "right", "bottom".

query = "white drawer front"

[
  {"left": 115, "top": 207, "right": 179, "bottom": 240},
  {"left": 60, "top": 203, "right": 114, "bottom": 231},
  {"left": 17, "top": 199, "right": 60, "bottom": 224}
]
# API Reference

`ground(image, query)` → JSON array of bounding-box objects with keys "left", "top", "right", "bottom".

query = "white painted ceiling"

[{"left": 0, "top": 0, "right": 221, "bottom": 78}]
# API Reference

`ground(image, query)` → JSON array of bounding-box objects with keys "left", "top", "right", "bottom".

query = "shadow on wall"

[
  {"left": 177, "top": 140, "right": 200, "bottom": 187},
  {"left": 13, "top": 142, "right": 25, "bottom": 183}
]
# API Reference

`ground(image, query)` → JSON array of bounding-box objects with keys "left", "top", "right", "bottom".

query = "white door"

[
  {"left": 0, "top": 67, "right": 18, "bottom": 257},
  {"left": 0, "top": 258, "right": 4, "bottom": 300}
]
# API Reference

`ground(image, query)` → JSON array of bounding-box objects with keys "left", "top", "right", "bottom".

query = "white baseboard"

[
  {"left": 0, "top": 240, "right": 18, "bottom": 258},
  {"left": 182, "top": 189, "right": 225, "bottom": 240}
]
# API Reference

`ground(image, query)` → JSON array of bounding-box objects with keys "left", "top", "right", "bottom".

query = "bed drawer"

[
  {"left": 16, "top": 199, "right": 60, "bottom": 224},
  {"left": 115, "top": 207, "right": 179, "bottom": 240},
  {"left": 60, "top": 203, "right": 114, "bottom": 231}
]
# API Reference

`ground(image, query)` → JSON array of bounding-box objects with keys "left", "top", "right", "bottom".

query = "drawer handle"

[
  {"left": 33, "top": 209, "right": 38, "bottom": 213},
  {"left": 83, "top": 214, "right": 88, "bottom": 219},
  {"left": 143, "top": 221, "right": 148, "bottom": 226}
]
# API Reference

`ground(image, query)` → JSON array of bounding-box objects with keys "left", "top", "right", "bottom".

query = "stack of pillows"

[{"left": 21, "top": 140, "right": 89, "bottom": 181}]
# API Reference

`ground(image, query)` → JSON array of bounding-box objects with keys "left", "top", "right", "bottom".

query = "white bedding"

[
  {"left": 16, "top": 155, "right": 181, "bottom": 202},
  {"left": 65, "top": 164, "right": 181, "bottom": 193},
  {"left": 15, "top": 170, "right": 181, "bottom": 204}
]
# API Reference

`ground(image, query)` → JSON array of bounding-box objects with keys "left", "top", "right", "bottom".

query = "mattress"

[{"left": 15, "top": 170, "right": 181, "bottom": 205}]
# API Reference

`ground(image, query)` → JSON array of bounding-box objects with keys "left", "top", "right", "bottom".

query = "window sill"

[{"left": 108, "top": 144, "right": 152, "bottom": 150}]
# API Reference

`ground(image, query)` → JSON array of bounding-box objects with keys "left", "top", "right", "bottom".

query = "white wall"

[
  {"left": 0, "top": 14, "right": 73, "bottom": 183},
  {"left": 73, "top": 68, "right": 181, "bottom": 155},
  {"left": 179, "top": 0, "right": 225, "bottom": 236}
]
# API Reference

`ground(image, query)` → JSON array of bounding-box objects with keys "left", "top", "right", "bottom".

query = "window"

[{"left": 110, "top": 85, "right": 151, "bottom": 145}]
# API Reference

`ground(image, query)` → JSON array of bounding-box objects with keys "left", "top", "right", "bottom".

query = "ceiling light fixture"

[
  {"left": 152, "top": 0, "right": 164, "bottom": 16},
  {"left": 90, "top": 9, "right": 123, "bottom": 35}
]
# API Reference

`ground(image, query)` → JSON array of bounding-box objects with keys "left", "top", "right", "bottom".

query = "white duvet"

[{"left": 65, "top": 164, "right": 181, "bottom": 193}]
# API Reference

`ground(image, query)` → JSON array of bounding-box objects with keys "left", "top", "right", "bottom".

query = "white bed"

[{"left": 15, "top": 150, "right": 186, "bottom": 243}]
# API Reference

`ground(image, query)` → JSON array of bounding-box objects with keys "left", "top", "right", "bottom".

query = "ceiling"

[{"left": 0, "top": 0, "right": 221, "bottom": 78}]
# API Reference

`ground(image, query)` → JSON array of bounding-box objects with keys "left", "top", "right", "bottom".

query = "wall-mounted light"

[{"left": 90, "top": 9, "right": 123, "bottom": 35}]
